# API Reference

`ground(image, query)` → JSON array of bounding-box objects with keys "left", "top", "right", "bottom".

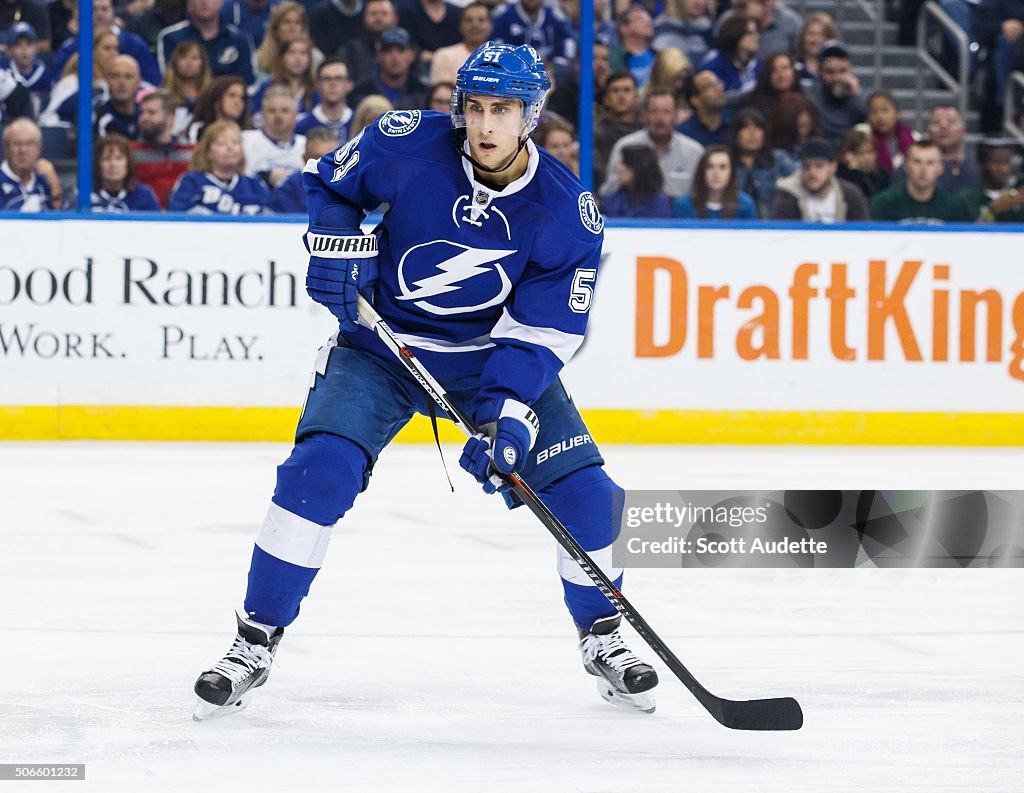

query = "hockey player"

[{"left": 193, "top": 42, "right": 659, "bottom": 719}]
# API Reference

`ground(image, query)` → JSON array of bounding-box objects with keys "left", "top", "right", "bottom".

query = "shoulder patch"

[
  {"left": 578, "top": 192, "right": 604, "bottom": 234},
  {"left": 378, "top": 110, "right": 422, "bottom": 137}
]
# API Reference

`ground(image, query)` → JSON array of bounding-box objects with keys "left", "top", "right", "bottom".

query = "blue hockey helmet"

[{"left": 452, "top": 41, "right": 552, "bottom": 138}]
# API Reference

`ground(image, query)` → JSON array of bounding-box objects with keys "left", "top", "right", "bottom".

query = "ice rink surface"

[{"left": 1, "top": 442, "right": 1022, "bottom": 793}]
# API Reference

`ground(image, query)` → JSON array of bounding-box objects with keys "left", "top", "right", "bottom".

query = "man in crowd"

[
  {"left": 871, "top": 139, "right": 973, "bottom": 222},
  {"left": 608, "top": 5, "right": 655, "bottom": 89},
  {"left": 594, "top": 70, "right": 642, "bottom": 187},
  {"left": 242, "top": 84, "right": 306, "bottom": 190},
  {"left": 2, "top": 22, "right": 53, "bottom": 103},
  {"left": 430, "top": 1, "right": 492, "bottom": 87},
  {"left": 95, "top": 55, "right": 142, "bottom": 140},
  {"left": 340, "top": 0, "right": 399, "bottom": 84},
  {"left": 806, "top": 40, "right": 865, "bottom": 145},
  {"left": 296, "top": 58, "right": 355, "bottom": 145},
  {"left": 492, "top": 0, "right": 576, "bottom": 65},
  {"left": 601, "top": 89, "right": 704, "bottom": 200},
  {"left": 349, "top": 26, "right": 426, "bottom": 110},
  {"left": 927, "top": 104, "right": 981, "bottom": 194},
  {"left": 132, "top": 91, "right": 196, "bottom": 208},
  {"left": 677, "top": 70, "right": 728, "bottom": 147},
  {"left": 158, "top": 0, "right": 257, "bottom": 85},
  {"left": 770, "top": 137, "right": 870, "bottom": 222},
  {"left": 0, "top": 118, "right": 51, "bottom": 211}
]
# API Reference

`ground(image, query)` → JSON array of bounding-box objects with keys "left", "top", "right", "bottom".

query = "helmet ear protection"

[{"left": 452, "top": 41, "right": 552, "bottom": 173}]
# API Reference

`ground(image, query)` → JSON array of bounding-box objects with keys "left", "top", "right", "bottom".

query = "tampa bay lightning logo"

[
  {"left": 578, "top": 192, "right": 603, "bottom": 234},
  {"left": 396, "top": 241, "right": 516, "bottom": 315},
  {"left": 378, "top": 110, "right": 421, "bottom": 137}
]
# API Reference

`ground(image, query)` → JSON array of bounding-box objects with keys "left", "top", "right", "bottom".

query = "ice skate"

[
  {"left": 579, "top": 614, "right": 658, "bottom": 714},
  {"left": 193, "top": 611, "right": 283, "bottom": 721}
]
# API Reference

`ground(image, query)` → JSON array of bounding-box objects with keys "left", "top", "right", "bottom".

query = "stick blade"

[{"left": 718, "top": 696, "right": 803, "bottom": 731}]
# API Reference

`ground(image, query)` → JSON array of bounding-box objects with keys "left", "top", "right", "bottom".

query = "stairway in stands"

[{"left": 796, "top": 0, "right": 980, "bottom": 133}]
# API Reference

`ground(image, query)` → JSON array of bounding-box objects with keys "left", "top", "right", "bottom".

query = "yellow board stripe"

[{"left": 1, "top": 405, "right": 1023, "bottom": 445}]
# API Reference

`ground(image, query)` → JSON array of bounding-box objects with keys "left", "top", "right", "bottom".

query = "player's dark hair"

[
  {"left": 691, "top": 144, "right": 739, "bottom": 219},
  {"left": 93, "top": 133, "right": 137, "bottom": 192},
  {"left": 619, "top": 143, "right": 664, "bottom": 206}
]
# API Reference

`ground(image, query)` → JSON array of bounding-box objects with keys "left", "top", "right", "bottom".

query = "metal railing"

[
  {"left": 915, "top": 1, "right": 969, "bottom": 126},
  {"left": 1005, "top": 71, "right": 1024, "bottom": 145}
]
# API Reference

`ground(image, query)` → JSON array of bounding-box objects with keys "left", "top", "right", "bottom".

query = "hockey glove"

[
  {"left": 304, "top": 226, "right": 378, "bottom": 331},
  {"left": 459, "top": 399, "right": 540, "bottom": 494}
]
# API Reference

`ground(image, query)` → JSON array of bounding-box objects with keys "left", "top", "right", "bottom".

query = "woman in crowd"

[
  {"left": 795, "top": 11, "right": 838, "bottom": 85},
  {"left": 162, "top": 41, "right": 213, "bottom": 139},
  {"left": 534, "top": 117, "right": 579, "bottom": 176},
  {"left": 866, "top": 90, "right": 917, "bottom": 174},
  {"left": 601, "top": 144, "right": 672, "bottom": 218},
  {"left": 168, "top": 121, "right": 270, "bottom": 215},
  {"left": 699, "top": 14, "right": 760, "bottom": 101},
  {"left": 350, "top": 95, "right": 394, "bottom": 138},
  {"left": 256, "top": 2, "right": 322, "bottom": 80},
  {"left": 427, "top": 82, "right": 455, "bottom": 114},
  {"left": 91, "top": 134, "right": 161, "bottom": 212},
  {"left": 729, "top": 107, "right": 796, "bottom": 217},
  {"left": 187, "top": 76, "right": 254, "bottom": 144},
  {"left": 648, "top": 46, "right": 694, "bottom": 125},
  {"left": 745, "top": 51, "right": 802, "bottom": 120},
  {"left": 836, "top": 127, "right": 891, "bottom": 199},
  {"left": 766, "top": 92, "right": 821, "bottom": 156},
  {"left": 673, "top": 144, "right": 757, "bottom": 219},
  {"left": 652, "top": 0, "right": 714, "bottom": 66},
  {"left": 39, "top": 28, "right": 120, "bottom": 126},
  {"left": 252, "top": 35, "right": 317, "bottom": 115}
]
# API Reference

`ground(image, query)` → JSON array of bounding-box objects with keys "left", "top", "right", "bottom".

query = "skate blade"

[
  {"left": 597, "top": 681, "right": 656, "bottom": 714},
  {"left": 192, "top": 693, "right": 253, "bottom": 722}
]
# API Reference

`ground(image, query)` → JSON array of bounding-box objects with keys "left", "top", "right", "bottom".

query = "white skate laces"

[
  {"left": 580, "top": 629, "right": 645, "bottom": 673},
  {"left": 210, "top": 634, "right": 277, "bottom": 685}
]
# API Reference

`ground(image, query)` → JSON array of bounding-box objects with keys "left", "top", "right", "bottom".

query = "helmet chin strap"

[{"left": 457, "top": 133, "right": 530, "bottom": 175}]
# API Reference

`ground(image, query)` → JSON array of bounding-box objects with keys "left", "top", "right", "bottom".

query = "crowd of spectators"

[{"left": 0, "top": 0, "right": 1021, "bottom": 222}]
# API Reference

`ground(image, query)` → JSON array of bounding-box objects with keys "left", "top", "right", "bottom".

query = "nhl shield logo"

[
  {"left": 378, "top": 110, "right": 422, "bottom": 137},
  {"left": 578, "top": 192, "right": 603, "bottom": 235}
]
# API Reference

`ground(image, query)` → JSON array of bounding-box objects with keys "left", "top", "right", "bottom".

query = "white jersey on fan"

[{"left": 242, "top": 129, "right": 307, "bottom": 179}]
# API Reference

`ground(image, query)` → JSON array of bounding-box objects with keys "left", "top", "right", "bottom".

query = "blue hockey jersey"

[
  {"left": 0, "top": 161, "right": 52, "bottom": 211},
  {"left": 167, "top": 171, "right": 270, "bottom": 215},
  {"left": 302, "top": 110, "right": 605, "bottom": 409},
  {"left": 91, "top": 184, "right": 161, "bottom": 212}
]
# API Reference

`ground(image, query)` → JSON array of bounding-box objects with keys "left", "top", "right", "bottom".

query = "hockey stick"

[{"left": 356, "top": 295, "right": 803, "bottom": 731}]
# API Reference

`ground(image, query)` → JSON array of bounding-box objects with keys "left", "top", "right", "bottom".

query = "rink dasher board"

[{"left": 1, "top": 217, "right": 1022, "bottom": 444}]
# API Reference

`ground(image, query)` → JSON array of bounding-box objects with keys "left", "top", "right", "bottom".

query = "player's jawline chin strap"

[{"left": 456, "top": 135, "right": 530, "bottom": 175}]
